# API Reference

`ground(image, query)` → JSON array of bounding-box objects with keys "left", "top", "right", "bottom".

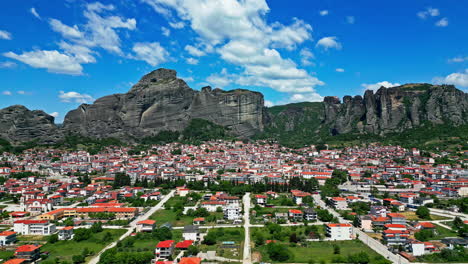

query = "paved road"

[
  {"left": 88, "top": 190, "right": 175, "bottom": 264},
  {"left": 429, "top": 208, "right": 467, "bottom": 220},
  {"left": 312, "top": 194, "right": 410, "bottom": 264},
  {"left": 242, "top": 192, "right": 252, "bottom": 264}
]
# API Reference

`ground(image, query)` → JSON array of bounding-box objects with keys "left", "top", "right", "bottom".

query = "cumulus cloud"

[
  {"left": 185, "top": 45, "right": 206, "bottom": 57},
  {"left": 59, "top": 91, "right": 95, "bottom": 103},
  {"left": 49, "top": 19, "right": 84, "bottom": 39},
  {"left": 316, "top": 36, "right": 342, "bottom": 50},
  {"left": 207, "top": 69, "right": 232, "bottom": 88},
  {"left": 336, "top": 68, "right": 345, "bottom": 72},
  {"left": 362, "top": 81, "right": 401, "bottom": 91},
  {"left": 448, "top": 56, "right": 468, "bottom": 63},
  {"left": 0, "top": 61, "right": 17, "bottom": 68},
  {"left": 3, "top": 50, "right": 85, "bottom": 75},
  {"left": 2, "top": 91, "right": 12, "bottom": 96},
  {"left": 0, "top": 30, "right": 12, "bottom": 40},
  {"left": 161, "top": 26, "right": 170, "bottom": 36},
  {"left": 300, "top": 48, "right": 314, "bottom": 66},
  {"left": 319, "top": 10, "right": 329, "bottom": 16},
  {"left": 131, "top": 42, "right": 169, "bottom": 66},
  {"left": 6, "top": 2, "right": 139, "bottom": 75},
  {"left": 30, "top": 7, "right": 41, "bottom": 19},
  {"left": 287, "top": 92, "right": 323, "bottom": 102},
  {"left": 417, "top": 7, "right": 439, "bottom": 19},
  {"left": 186, "top": 57, "right": 198, "bottom": 65},
  {"left": 264, "top": 100, "right": 274, "bottom": 107},
  {"left": 433, "top": 69, "right": 468, "bottom": 87},
  {"left": 49, "top": 112, "right": 59, "bottom": 118},
  {"left": 435, "top": 17, "right": 448, "bottom": 27},
  {"left": 143, "top": 0, "right": 323, "bottom": 99}
]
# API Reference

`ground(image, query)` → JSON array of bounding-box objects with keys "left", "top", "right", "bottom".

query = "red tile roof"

[{"left": 156, "top": 240, "right": 175, "bottom": 248}]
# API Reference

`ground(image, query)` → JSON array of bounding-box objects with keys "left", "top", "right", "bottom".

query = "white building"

[
  {"left": 182, "top": 225, "right": 200, "bottom": 241},
  {"left": 0, "top": 231, "right": 17, "bottom": 246},
  {"left": 13, "top": 220, "right": 56, "bottom": 235},
  {"left": 326, "top": 223, "right": 353, "bottom": 240},
  {"left": 224, "top": 204, "right": 241, "bottom": 220}
]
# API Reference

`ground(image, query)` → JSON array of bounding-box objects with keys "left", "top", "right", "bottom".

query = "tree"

[
  {"left": 453, "top": 217, "right": 464, "bottom": 229},
  {"left": 348, "top": 252, "right": 370, "bottom": 264},
  {"left": 187, "top": 245, "right": 199, "bottom": 256},
  {"left": 414, "top": 229, "right": 434, "bottom": 242},
  {"left": 289, "top": 233, "right": 299, "bottom": 243},
  {"left": 90, "top": 222, "right": 103, "bottom": 233},
  {"left": 48, "top": 234, "right": 58, "bottom": 244},
  {"left": 267, "top": 243, "right": 290, "bottom": 262},
  {"left": 72, "top": 254, "right": 85, "bottom": 264},
  {"left": 333, "top": 244, "right": 340, "bottom": 254},
  {"left": 416, "top": 206, "right": 431, "bottom": 220}
]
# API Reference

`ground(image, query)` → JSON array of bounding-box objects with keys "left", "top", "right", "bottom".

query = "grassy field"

[
  {"left": 40, "top": 229, "right": 126, "bottom": 263},
  {"left": 199, "top": 227, "right": 244, "bottom": 260},
  {"left": 0, "top": 250, "right": 14, "bottom": 262},
  {"left": 433, "top": 224, "right": 459, "bottom": 239},
  {"left": 255, "top": 240, "right": 389, "bottom": 263},
  {"left": 400, "top": 211, "right": 450, "bottom": 221},
  {"left": 150, "top": 208, "right": 225, "bottom": 227}
]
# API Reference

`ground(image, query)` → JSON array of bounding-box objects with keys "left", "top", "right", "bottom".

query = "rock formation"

[
  {"left": 62, "top": 68, "right": 265, "bottom": 139},
  {"left": 0, "top": 105, "right": 61, "bottom": 144}
]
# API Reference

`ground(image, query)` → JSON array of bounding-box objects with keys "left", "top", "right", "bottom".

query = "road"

[
  {"left": 242, "top": 192, "right": 252, "bottom": 264},
  {"left": 87, "top": 190, "right": 175, "bottom": 264},
  {"left": 312, "top": 194, "right": 410, "bottom": 264}
]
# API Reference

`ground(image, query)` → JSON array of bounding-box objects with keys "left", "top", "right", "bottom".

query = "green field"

[
  {"left": 0, "top": 250, "right": 14, "bottom": 262},
  {"left": 255, "top": 240, "right": 390, "bottom": 263},
  {"left": 150, "top": 208, "right": 225, "bottom": 227},
  {"left": 433, "top": 224, "right": 459, "bottom": 239},
  {"left": 199, "top": 227, "right": 244, "bottom": 260},
  {"left": 40, "top": 229, "right": 126, "bottom": 263}
]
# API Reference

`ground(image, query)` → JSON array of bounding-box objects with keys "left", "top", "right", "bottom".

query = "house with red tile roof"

[
  {"left": 137, "top": 219, "right": 156, "bottom": 232},
  {"left": 326, "top": 223, "right": 353, "bottom": 240},
  {"left": 155, "top": 240, "right": 175, "bottom": 259},
  {"left": 0, "top": 231, "right": 17, "bottom": 246},
  {"left": 14, "top": 245, "right": 41, "bottom": 262},
  {"left": 178, "top": 257, "right": 201, "bottom": 264}
]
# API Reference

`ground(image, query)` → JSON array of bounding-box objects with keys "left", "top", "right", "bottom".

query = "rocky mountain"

[
  {"left": 263, "top": 83, "right": 468, "bottom": 147},
  {"left": 322, "top": 83, "right": 468, "bottom": 135},
  {"left": 62, "top": 68, "right": 264, "bottom": 140},
  {"left": 0, "top": 105, "right": 61, "bottom": 144},
  {"left": 0, "top": 69, "right": 466, "bottom": 148}
]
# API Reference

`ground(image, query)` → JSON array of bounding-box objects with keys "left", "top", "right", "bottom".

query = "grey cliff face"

[
  {"left": 0, "top": 105, "right": 61, "bottom": 144},
  {"left": 324, "top": 84, "right": 468, "bottom": 135},
  {"left": 63, "top": 68, "right": 264, "bottom": 139}
]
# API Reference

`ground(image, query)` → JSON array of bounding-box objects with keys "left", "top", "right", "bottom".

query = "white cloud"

[
  {"left": 448, "top": 56, "right": 468, "bottom": 63},
  {"left": 417, "top": 7, "right": 439, "bottom": 19},
  {"left": 2, "top": 91, "right": 12, "bottom": 96},
  {"left": 319, "top": 10, "right": 329, "bottom": 16},
  {"left": 186, "top": 57, "right": 198, "bottom": 65},
  {"left": 143, "top": 0, "right": 323, "bottom": 97},
  {"left": 336, "top": 68, "right": 345, "bottom": 72},
  {"left": 346, "top": 16, "right": 355, "bottom": 24},
  {"left": 3, "top": 50, "right": 84, "bottom": 75},
  {"left": 0, "top": 61, "right": 17, "bottom": 68},
  {"left": 30, "top": 7, "right": 41, "bottom": 19},
  {"left": 185, "top": 45, "right": 205, "bottom": 57},
  {"left": 6, "top": 2, "right": 137, "bottom": 75},
  {"left": 0, "top": 30, "right": 12, "bottom": 40},
  {"left": 49, "top": 112, "right": 59, "bottom": 118},
  {"left": 131, "top": 42, "right": 169, "bottom": 66},
  {"left": 179, "top": 76, "right": 194, "bottom": 82},
  {"left": 161, "top": 26, "right": 170, "bottom": 36},
  {"left": 433, "top": 69, "right": 468, "bottom": 87},
  {"left": 169, "top": 21, "right": 184, "bottom": 29},
  {"left": 300, "top": 48, "right": 314, "bottom": 66},
  {"left": 49, "top": 2, "right": 136, "bottom": 55},
  {"left": 264, "top": 100, "right": 274, "bottom": 107},
  {"left": 17, "top": 91, "right": 26, "bottom": 95},
  {"left": 316, "top": 36, "right": 342, "bottom": 50},
  {"left": 362, "top": 81, "right": 401, "bottom": 91},
  {"left": 288, "top": 92, "right": 323, "bottom": 102},
  {"left": 49, "top": 18, "right": 84, "bottom": 39},
  {"left": 435, "top": 17, "right": 448, "bottom": 27},
  {"left": 207, "top": 69, "right": 232, "bottom": 88},
  {"left": 59, "top": 91, "right": 95, "bottom": 103}
]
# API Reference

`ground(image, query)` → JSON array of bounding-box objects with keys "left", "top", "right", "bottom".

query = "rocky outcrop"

[
  {"left": 324, "top": 84, "right": 468, "bottom": 135},
  {"left": 63, "top": 68, "right": 264, "bottom": 139},
  {"left": 0, "top": 105, "right": 61, "bottom": 144}
]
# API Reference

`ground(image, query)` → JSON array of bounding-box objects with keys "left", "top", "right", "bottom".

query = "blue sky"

[{"left": 0, "top": 0, "right": 467, "bottom": 122}]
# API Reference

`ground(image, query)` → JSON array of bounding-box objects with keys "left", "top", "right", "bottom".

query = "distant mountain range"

[{"left": 1, "top": 68, "right": 467, "bottom": 149}]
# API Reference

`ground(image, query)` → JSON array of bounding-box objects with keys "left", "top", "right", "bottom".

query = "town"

[{"left": 0, "top": 140, "right": 466, "bottom": 264}]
